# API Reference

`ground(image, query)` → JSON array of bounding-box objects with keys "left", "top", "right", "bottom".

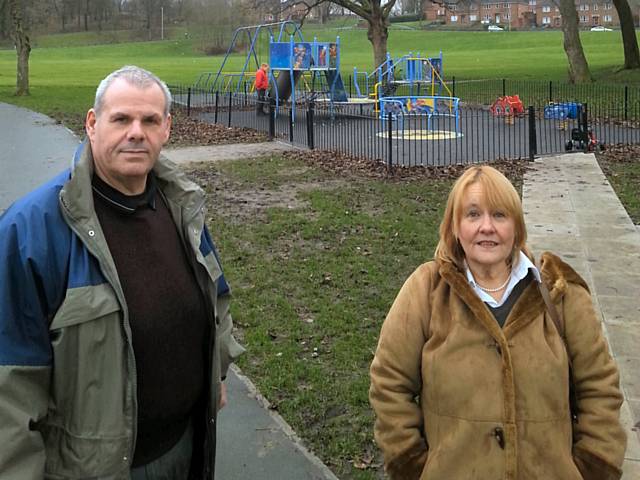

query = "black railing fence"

[{"left": 169, "top": 80, "right": 640, "bottom": 168}]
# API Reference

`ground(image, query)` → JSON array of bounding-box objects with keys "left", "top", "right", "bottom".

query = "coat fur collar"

[{"left": 438, "top": 250, "right": 588, "bottom": 341}]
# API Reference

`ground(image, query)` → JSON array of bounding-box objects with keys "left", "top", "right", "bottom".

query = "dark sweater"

[
  {"left": 92, "top": 173, "right": 209, "bottom": 467},
  {"left": 486, "top": 272, "right": 534, "bottom": 328}
]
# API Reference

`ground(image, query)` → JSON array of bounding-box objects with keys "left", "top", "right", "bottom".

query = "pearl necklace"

[{"left": 477, "top": 274, "right": 511, "bottom": 293}]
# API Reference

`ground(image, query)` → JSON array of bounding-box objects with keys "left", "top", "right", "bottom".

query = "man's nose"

[{"left": 127, "top": 120, "right": 144, "bottom": 140}]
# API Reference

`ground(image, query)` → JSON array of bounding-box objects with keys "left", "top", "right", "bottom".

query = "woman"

[{"left": 369, "top": 166, "right": 626, "bottom": 480}]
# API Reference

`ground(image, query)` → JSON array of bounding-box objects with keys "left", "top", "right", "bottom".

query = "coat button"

[
  {"left": 210, "top": 417, "right": 215, "bottom": 424},
  {"left": 493, "top": 427, "right": 505, "bottom": 449}
]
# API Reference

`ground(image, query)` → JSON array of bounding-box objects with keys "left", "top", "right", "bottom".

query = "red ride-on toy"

[{"left": 490, "top": 95, "right": 525, "bottom": 117}]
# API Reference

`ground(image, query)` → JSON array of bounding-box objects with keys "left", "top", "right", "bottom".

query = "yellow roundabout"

[{"left": 377, "top": 130, "right": 464, "bottom": 141}]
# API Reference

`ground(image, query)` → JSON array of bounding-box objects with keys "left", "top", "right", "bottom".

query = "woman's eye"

[{"left": 494, "top": 211, "right": 506, "bottom": 218}]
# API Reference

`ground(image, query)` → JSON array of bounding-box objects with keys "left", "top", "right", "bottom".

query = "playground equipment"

[
  {"left": 268, "top": 35, "right": 347, "bottom": 118},
  {"left": 198, "top": 21, "right": 348, "bottom": 120},
  {"left": 544, "top": 101, "right": 581, "bottom": 120},
  {"left": 490, "top": 95, "right": 525, "bottom": 117},
  {"left": 352, "top": 52, "right": 452, "bottom": 109},
  {"left": 379, "top": 95, "right": 461, "bottom": 134}
]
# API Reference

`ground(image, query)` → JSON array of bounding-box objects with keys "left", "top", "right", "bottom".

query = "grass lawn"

[
  {"left": 1, "top": 27, "right": 640, "bottom": 120},
  {"left": 597, "top": 146, "right": 640, "bottom": 224},
  {"left": 186, "top": 155, "right": 454, "bottom": 478}
]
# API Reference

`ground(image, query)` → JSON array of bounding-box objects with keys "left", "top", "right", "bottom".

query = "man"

[
  {"left": 0, "top": 65, "right": 244, "bottom": 479},
  {"left": 254, "top": 63, "right": 269, "bottom": 115}
]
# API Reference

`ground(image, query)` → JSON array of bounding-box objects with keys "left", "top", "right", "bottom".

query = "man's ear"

[
  {"left": 86, "top": 109, "right": 97, "bottom": 140},
  {"left": 163, "top": 113, "right": 172, "bottom": 145}
]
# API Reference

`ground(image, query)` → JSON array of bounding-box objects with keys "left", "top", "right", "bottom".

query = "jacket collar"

[
  {"left": 60, "top": 140, "right": 205, "bottom": 226},
  {"left": 438, "top": 251, "right": 588, "bottom": 340}
]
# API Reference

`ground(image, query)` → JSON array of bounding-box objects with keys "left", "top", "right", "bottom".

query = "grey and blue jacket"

[{"left": 0, "top": 142, "right": 244, "bottom": 479}]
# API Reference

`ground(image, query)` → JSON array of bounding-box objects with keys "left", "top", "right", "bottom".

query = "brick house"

[{"left": 422, "top": 0, "right": 629, "bottom": 27}]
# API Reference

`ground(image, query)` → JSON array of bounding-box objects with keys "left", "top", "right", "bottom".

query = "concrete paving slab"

[
  {"left": 599, "top": 295, "right": 640, "bottom": 326},
  {"left": 591, "top": 273, "right": 640, "bottom": 298},
  {"left": 618, "top": 357, "right": 640, "bottom": 400},
  {"left": 523, "top": 152, "right": 640, "bottom": 474},
  {"left": 606, "top": 324, "right": 640, "bottom": 359}
]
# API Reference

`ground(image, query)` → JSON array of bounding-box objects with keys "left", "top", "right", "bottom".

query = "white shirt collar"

[{"left": 465, "top": 251, "right": 541, "bottom": 308}]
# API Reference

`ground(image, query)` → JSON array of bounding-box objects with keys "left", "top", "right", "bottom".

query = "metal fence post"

[
  {"left": 268, "top": 101, "right": 275, "bottom": 140},
  {"left": 227, "top": 91, "right": 232, "bottom": 128},
  {"left": 187, "top": 87, "right": 192, "bottom": 117},
  {"left": 289, "top": 108, "right": 294, "bottom": 143},
  {"left": 502, "top": 78, "right": 506, "bottom": 97},
  {"left": 387, "top": 112, "right": 393, "bottom": 172},
  {"left": 581, "top": 103, "right": 589, "bottom": 152},
  {"left": 307, "top": 100, "right": 315, "bottom": 150},
  {"left": 624, "top": 85, "right": 628, "bottom": 121},
  {"left": 549, "top": 81, "right": 553, "bottom": 103},
  {"left": 214, "top": 91, "right": 219, "bottom": 124},
  {"left": 452, "top": 76, "right": 456, "bottom": 98},
  {"left": 528, "top": 106, "right": 537, "bottom": 161}
]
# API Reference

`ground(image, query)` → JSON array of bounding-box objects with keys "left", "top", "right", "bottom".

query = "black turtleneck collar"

[{"left": 92, "top": 172, "right": 157, "bottom": 214}]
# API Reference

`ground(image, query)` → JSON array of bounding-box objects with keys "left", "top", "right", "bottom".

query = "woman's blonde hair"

[{"left": 434, "top": 165, "right": 529, "bottom": 270}]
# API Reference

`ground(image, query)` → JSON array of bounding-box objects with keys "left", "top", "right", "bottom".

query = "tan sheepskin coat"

[{"left": 370, "top": 252, "right": 626, "bottom": 480}]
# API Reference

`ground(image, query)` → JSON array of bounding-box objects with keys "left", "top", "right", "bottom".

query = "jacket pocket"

[
  {"left": 46, "top": 283, "right": 132, "bottom": 473},
  {"left": 50, "top": 283, "right": 120, "bottom": 330}
]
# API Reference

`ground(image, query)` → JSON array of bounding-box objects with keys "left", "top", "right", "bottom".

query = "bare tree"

[
  {"left": 554, "top": 0, "right": 591, "bottom": 83},
  {"left": 284, "top": 0, "right": 397, "bottom": 67},
  {"left": 612, "top": 0, "right": 640, "bottom": 69},
  {"left": 9, "top": 0, "right": 30, "bottom": 95}
]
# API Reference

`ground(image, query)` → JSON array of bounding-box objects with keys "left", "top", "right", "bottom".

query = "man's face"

[{"left": 86, "top": 78, "right": 171, "bottom": 195}]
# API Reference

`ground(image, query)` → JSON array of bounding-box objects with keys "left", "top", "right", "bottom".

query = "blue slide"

[{"left": 324, "top": 70, "right": 348, "bottom": 102}]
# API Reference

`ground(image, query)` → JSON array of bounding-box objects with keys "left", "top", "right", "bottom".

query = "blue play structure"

[
  {"left": 269, "top": 35, "right": 347, "bottom": 119},
  {"left": 544, "top": 102, "right": 581, "bottom": 120},
  {"left": 197, "top": 21, "right": 348, "bottom": 120},
  {"left": 353, "top": 52, "right": 452, "bottom": 101},
  {"left": 379, "top": 96, "right": 461, "bottom": 134}
]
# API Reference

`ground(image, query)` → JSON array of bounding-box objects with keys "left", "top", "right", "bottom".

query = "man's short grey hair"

[{"left": 93, "top": 65, "right": 172, "bottom": 117}]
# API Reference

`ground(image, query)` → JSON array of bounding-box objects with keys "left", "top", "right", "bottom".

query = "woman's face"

[{"left": 457, "top": 182, "right": 516, "bottom": 273}]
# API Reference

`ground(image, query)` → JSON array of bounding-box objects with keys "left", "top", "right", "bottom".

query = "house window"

[
  {"left": 449, "top": 4, "right": 457, "bottom": 10},
  {"left": 470, "top": 4, "right": 478, "bottom": 10},
  {"left": 451, "top": 15, "right": 458, "bottom": 21},
  {"left": 580, "top": 14, "right": 588, "bottom": 21},
  {"left": 592, "top": 3, "right": 598, "bottom": 9},
  {"left": 542, "top": 16, "right": 551, "bottom": 23},
  {"left": 604, "top": 2, "right": 612, "bottom": 8},
  {"left": 542, "top": 5, "right": 551, "bottom": 12},
  {"left": 483, "top": 14, "right": 492, "bottom": 20},
  {"left": 529, "top": 0, "right": 536, "bottom": 5},
  {"left": 437, "top": 8, "right": 444, "bottom": 14},
  {"left": 603, "top": 14, "right": 612, "bottom": 20},
  {"left": 470, "top": 14, "right": 478, "bottom": 20}
]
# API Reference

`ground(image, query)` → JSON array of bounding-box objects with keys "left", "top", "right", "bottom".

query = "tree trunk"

[
  {"left": 9, "top": 0, "right": 30, "bottom": 96},
  {"left": 612, "top": 0, "right": 640, "bottom": 69},
  {"left": 366, "top": 11, "right": 389, "bottom": 69},
  {"left": 556, "top": 0, "right": 591, "bottom": 83}
]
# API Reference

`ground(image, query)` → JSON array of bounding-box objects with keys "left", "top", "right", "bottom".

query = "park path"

[
  {"left": 3, "top": 101, "right": 639, "bottom": 478},
  {"left": 523, "top": 152, "right": 640, "bottom": 479},
  {"left": 0, "top": 103, "right": 337, "bottom": 480}
]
